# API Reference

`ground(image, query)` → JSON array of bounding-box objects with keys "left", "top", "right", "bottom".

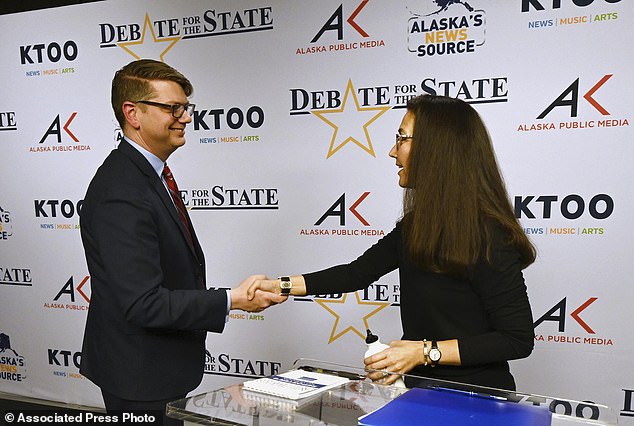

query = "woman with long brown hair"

[{"left": 249, "top": 94, "right": 536, "bottom": 390}]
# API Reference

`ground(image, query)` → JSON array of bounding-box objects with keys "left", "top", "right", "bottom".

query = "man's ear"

[{"left": 122, "top": 101, "right": 141, "bottom": 130}]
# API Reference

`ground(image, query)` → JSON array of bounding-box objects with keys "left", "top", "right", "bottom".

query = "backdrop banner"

[{"left": 0, "top": 1, "right": 632, "bottom": 423}]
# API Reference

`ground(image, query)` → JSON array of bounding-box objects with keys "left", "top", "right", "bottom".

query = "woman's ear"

[{"left": 122, "top": 101, "right": 141, "bottom": 130}]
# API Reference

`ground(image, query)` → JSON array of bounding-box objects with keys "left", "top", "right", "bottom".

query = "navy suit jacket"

[{"left": 80, "top": 139, "right": 227, "bottom": 401}]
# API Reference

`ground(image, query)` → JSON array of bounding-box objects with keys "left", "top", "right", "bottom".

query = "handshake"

[{"left": 229, "top": 274, "right": 298, "bottom": 313}]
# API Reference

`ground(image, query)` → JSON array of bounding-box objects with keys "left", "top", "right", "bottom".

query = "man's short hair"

[{"left": 111, "top": 59, "right": 193, "bottom": 128}]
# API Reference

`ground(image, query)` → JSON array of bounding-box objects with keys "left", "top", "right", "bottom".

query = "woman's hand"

[{"left": 364, "top": 340, "right": 424, "bottom": 385}]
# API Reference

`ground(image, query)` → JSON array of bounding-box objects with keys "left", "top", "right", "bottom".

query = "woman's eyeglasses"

[{"left": 395, "top": 133, "right": 413, "bottom": 150}]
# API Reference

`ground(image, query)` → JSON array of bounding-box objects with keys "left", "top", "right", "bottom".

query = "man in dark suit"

[{"left": 79, "top": 59, "right": 285, "bottom": 423}]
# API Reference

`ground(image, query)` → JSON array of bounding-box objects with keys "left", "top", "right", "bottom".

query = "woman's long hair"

[{"left": 401, "top": 95, "right": 535, "bottom": 275}]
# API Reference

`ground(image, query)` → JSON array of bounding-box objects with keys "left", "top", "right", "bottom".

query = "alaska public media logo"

[
  {"left": 0, "top": 333, "right": 28, "bottom": 383},
  {"left": 533, "top": 296, "right": 614, "bottom": 348},
  {"left": 44, "top": 275, "right": 91, "bottom": 312},
  {"left": 30, "top": 112, "right": 92, "bottom": 153},
  {"left": 299, "top": 192, "right": 386, "bottom": 238},
  {"left": 296, "top": 1, "right": 386, "bottom": 56},
  {"left": 99, "top": 7, "right": 273, "bottom": 61},
  {"left": 517, "top": 74, "right": 629, "bottom": 132},
  {"left": 407, "top": 0, "right": 486, "bottom": 57}
]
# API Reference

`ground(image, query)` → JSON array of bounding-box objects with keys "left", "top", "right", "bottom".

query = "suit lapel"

[{"left": 117, "top": 140, "right": 202, "bottom": 262}]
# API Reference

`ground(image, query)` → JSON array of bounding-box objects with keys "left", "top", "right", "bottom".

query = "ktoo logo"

[
  {"left": 522, "top": 0, "right": 621, "bottom": 12},
  {"left": 48, "top": 349, "right": 81, "bottom": 369},
  {"left": 192, "top": 106, "right": 264, "bottom": 131},
  {"left": 514, "top": 194, "right": 613, "bottom": 220},
  {"left": 20, "top": 41, "right": 78, "bottom": 64},
  {"left": 35, "top": 199, "right": 83, "bottom": 218}
]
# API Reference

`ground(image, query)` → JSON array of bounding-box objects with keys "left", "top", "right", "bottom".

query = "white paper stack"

[{"left": 242, "top": 369, "right": 350, "bottom": 400}]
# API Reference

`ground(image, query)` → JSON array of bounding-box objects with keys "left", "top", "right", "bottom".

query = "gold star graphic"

[
  {"left": 118, "top": 13, "right": 181, "bottom": 62},
  {"left": 315, "top": 291, "right": 390, "bottom": 344},
  {"left": 312, "top": 79, "right": 391, "bottom": 158}
]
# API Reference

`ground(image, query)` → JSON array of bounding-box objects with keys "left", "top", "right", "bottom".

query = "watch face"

[
  {"left": 281, "top": 281, "right": 292, "bottom": 289},
  {"left": 429, "top": 349, "right": 441, "bottom": 362}
]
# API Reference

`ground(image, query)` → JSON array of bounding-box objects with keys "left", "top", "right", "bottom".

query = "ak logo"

[
  {"left": 517, "top": 75, "right": 629, "bottom": 131},
  {"left": 297, "top": 1, "right": 385, "bottom": 56},
  {"left": 39, "top": 113, "right": 79, "bottom": 144},
  {"left": 533, "top": 297, "right": 614, "bottom": 347},
  {"left": 537, "top": 75, "right": 613, "bottom": 119},
  {"left": 31, "top": 113, "right": 92, "bottom": 153},
  {"left": 315, "top": 192, "right": 371, "bottom": 226},
  {"left": 311, "top": 1, "right": 370, "bottom": 42},
  {"left": 300, "top": 192, "right": 387, "bottom": 238},
  {"left": 45, "top": 276, "right": 91, "bottom": 312},
  {"left": 534, "top": 297, "right": 597, "bottom": 333}
]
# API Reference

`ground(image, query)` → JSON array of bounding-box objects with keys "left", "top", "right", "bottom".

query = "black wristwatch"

[
  {"left": 278, "top": 276, "right": 292, "bottom": 295},
  {"left": 429, "top": 340, "right": 442, "bottom": 367}
]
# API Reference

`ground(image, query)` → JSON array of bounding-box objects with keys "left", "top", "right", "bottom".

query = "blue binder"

[{"left": 358, "top": 387, "right": 552, "bottom": 425}]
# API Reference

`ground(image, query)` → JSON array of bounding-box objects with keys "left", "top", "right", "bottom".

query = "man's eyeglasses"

[
  {"left": 135, "top": 100, "right": 195, "bottom": 119},
  {"left": 395, "top": 133, "right": 413, "bottom": 150}
]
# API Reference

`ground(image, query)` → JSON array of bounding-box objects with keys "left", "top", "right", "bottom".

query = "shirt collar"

[{"left": 124, "top": 136, "right": 164, "bottom": 177}]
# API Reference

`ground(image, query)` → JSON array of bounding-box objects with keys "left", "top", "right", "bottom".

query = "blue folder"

[{"left": 358, "top": 387, "right": 552, "bottom": 425}]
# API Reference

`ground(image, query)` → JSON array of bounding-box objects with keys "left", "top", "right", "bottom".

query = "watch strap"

[{"left": 278, "top": 276, "right": 291, "bottom": 295}]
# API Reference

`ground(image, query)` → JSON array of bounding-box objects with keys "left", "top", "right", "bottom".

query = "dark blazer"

[{"left": 79, "top": 139, "right": 227, "bottom": 401}]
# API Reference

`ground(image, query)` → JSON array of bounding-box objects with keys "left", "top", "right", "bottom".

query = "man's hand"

[{"left": 230, "top": 275, "right": 287, "bottom": 312}]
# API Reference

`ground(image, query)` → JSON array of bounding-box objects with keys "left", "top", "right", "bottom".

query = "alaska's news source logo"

[
  {"left": 0, "top": 333, "right": 27, "bottom": 382},
  {"left": 407, "top": 0, "right": 486, "bottom": 57}
]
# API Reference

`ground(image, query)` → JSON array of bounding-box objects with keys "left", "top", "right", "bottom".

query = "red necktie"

[{"left": 162, "top": 164, "right": 194, "bottom": 246}]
